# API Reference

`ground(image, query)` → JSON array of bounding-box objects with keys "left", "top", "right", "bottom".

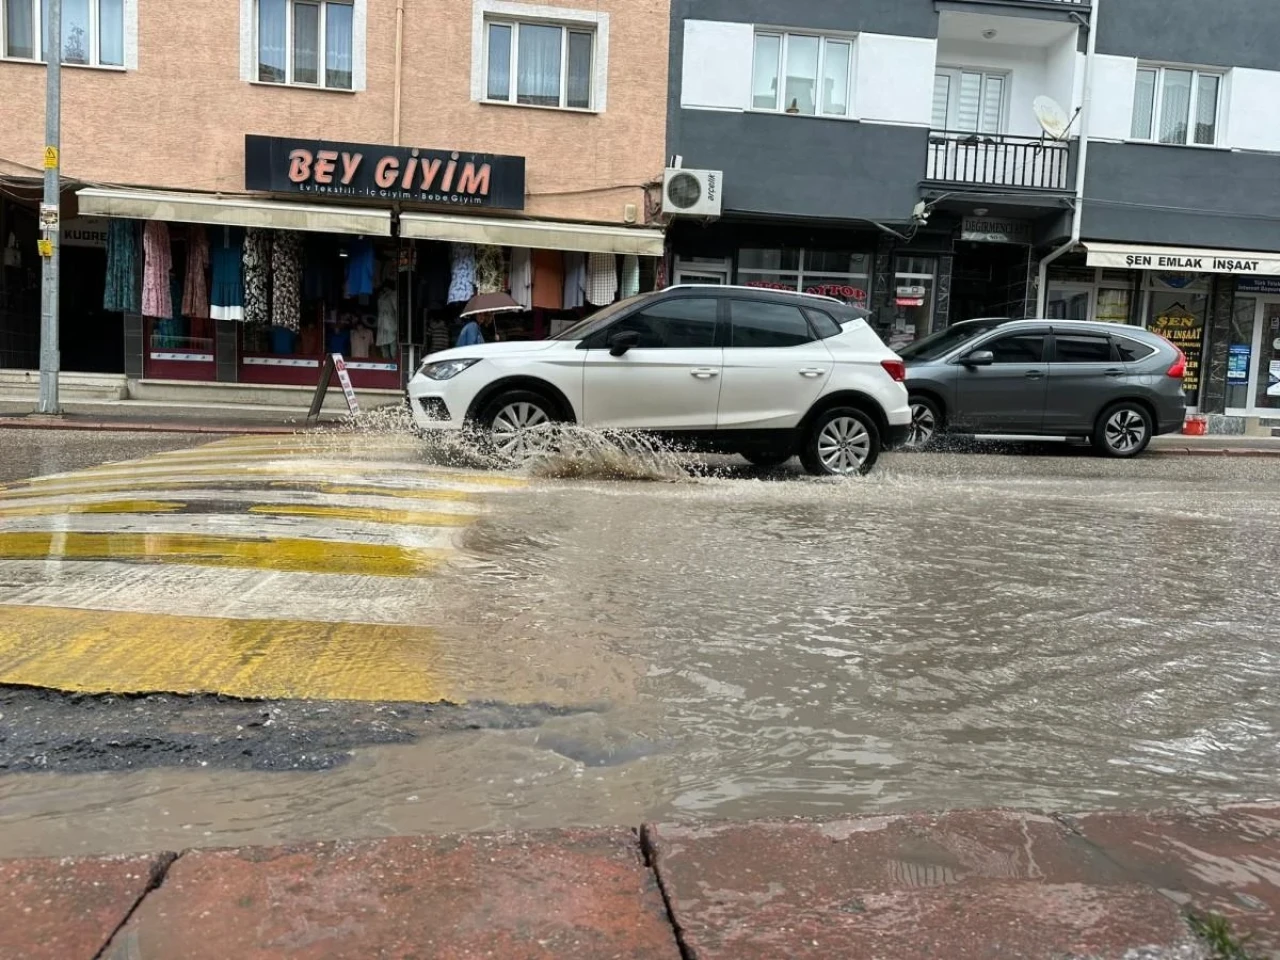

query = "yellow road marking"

[
  {"left": 0, "top": 499, "right": 187, "bottom": 519},
  {"left": 249, "top": 504, "right": 476, "bottom": 527},
  {"left": 0, "top": 531, "right": 442, "bottom": 577},
  {"left": 0, "top": 605, "right": 447, "bottom": 702},
  {"left": 0, "top": 477, "right": 479, "bottom": 503}
]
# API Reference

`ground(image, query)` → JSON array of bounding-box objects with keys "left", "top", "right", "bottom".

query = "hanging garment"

[
  {"left": 475, "top": 244, "right": 505, "bottom": 294},
  {"left": 345, "top": 238, "right": 375, "bottom": 297},
  {"left": 531, "top": 250, "right": 564, "bottom": 310},
  {"left": 272, "top": 231, "right": 303, "bottom": 333},
  {"left": 508, "top": 247, "right": 533, "bottom": 310},
  {"left": 182, "top": 226, "right": 211, "bottom": 320},
  {"left": 242, "top": 228, "right": 271, "bottom": 325},
  {"left": 103, "top": 219, "right": 139, "bottom": 313},
  {"left": 563, "top": 252, "right": 586, "bottom": 309},
  {"left": 425, "top": 318, "right": 451, "bottom": 354},
  {"left": 210, "top": 229, "right": 245, "bottom": 322},
  {"left": 448, "top": 243, "right": 477, "bottom": 303},
  {"left": 350, "top": 324, "right": 374, "bottom": 358},
  {"left": 586, "top": 252, "right": 618, "bottom": 306},
  {"left": 141, "top": 221, "right": 173, "bottom": 319},
  {"left": 621, "top": 255, "right": 641, "bottom": 298},
  {"left": 376, "top": 286, "right": 398, "bottom": 347}
]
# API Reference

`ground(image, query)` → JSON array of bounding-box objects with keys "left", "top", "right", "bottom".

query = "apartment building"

[
  {"left": 0, "top": 0, "right": 668, "bottom": 394},
  {"left": 668, "top": 0, "right": 1280, "bottom": 427}
]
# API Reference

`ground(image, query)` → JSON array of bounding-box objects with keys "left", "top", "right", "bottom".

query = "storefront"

[
  {"left": 1225, "top": 277, "right": 1280, "bottom": 419},
  {"left": 74, "top": 135, "right": 664, "bottom": 393}
]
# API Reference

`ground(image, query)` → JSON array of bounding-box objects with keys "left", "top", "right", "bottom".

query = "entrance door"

[
  {"left": 953, "top": 328, "right": 1050, "bottom": 433},
  {"left": 1226, "top": 297, "right": 1280, "bottom": 418},
  {"left": 1256, "top": 300, "right": 1280, "bottom": 415}
]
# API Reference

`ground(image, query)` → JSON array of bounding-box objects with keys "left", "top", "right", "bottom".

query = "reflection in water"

[{"left": 3, "top": 452, "right": 1280, "bottom": 856}]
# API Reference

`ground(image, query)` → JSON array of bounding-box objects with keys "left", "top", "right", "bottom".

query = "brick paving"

[{"left": 3, "top": 806, "right": 1278, "bottom": 960}]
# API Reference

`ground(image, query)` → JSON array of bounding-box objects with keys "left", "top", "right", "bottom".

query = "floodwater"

[{"left": 2, "top": 428, "right": 1280, "bottom": 857}]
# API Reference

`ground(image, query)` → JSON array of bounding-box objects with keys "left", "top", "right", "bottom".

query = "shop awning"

[
  {"left": 398, "top": 211, "right": 665, "bottom": 257},
  {"left": 1086, "top": 241, "right": 1280, "bottom": 277},
  {"left": 75, "top": 187, "right": 393, "bottom": 236}
]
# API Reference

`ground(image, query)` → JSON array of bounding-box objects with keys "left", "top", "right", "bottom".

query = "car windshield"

[
  {"left": 550, "top": 294, "right": 650, "bottom": 341},
  {"left": 898, "top": 321, "right": 1006, "bottom": 361}
]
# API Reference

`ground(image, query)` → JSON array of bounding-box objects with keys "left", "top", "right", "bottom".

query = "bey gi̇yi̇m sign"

[{"left": 245, "top": 135, "right": 526, "bottom": 210}]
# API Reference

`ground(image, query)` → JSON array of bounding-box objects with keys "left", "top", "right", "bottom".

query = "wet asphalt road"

[
  {"left": 0, "top": 428, "right": 223, "bottom": 483},
  {"left": 1, "top": 426, "right": 1279, "bottom": 858}
]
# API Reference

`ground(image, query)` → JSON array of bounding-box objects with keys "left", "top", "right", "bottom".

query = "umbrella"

[{"left": 459, "top": 292, "right": 523, "bottom": 318}]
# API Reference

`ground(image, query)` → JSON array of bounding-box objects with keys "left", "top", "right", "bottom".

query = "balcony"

[{"left": 926, "top": 131, "right": 1071, "bottom": 191}]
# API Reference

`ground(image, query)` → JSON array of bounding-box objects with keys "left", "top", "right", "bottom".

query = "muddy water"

[{"left": 3, "top": 449, "right": 1280, "bottom": 856}]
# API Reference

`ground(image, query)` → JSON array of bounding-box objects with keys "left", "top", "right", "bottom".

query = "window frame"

[
  {"left": 0, "top": 0, "right": 125, "bottom": 68},
  {"left": 750, "top": 30, "right": 855, "bottom": 119},
  {"left": 255, "top": 0, "right": 354, "bottom": 90},
  {"left": 1130, "top": 64, "right": 1223, "bottom": 147},
  {"left": 482, "top": 16, "right": 596, "bottom": 111},
  {"left": 1049, "top": 332, "right": 1116, "bottom": 365},
  {"left": 736, "top": 248, "right": 871, "bottom": 307},
  {"left": 932, "top": 66, "right": 1008, "bottom": 134}
]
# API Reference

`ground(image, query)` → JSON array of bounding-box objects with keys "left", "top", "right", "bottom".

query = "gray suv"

[{"left": 899, "top": 319, "right": 1188, "bottom": 457}]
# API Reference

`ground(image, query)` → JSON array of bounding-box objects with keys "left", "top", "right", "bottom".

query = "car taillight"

[
  {"left": 880, "top": 359, "right": 906, "bottom": 382},
  {"left": 1166, "top": 347, "right": 1186, "bottom": 379}
]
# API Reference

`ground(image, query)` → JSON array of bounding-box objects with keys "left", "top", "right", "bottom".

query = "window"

[
  {"left": 751, "top": 32, "right": 852, "bottom": 117},
  {"left": 604, "top": 299, "right": 718, "bottom": 350},
  {"left": 1054, "top": 334, "right": 1112, "bottom": 364},
  {"left": 932, "top": 68, "right": 1005, "bottom": 133},
  {"left": 986, "top": 334, "right": 1045, "bottom": 364},
  {"left": 737, "top": 248, "right": 870, "bottom": 307},
  {"left": 805, "top": 308, "right": 842, "bottom": 340},
  {"left": 729, "top": 300, "right": 813, "bottom": 348},
  {"left": 485, "top": 19, "right": 594, "bottom": 109},
  {"left": 257, "top": 0, "right": 352, "bottom": 89},
  {"left": 2, "top": 0, "right": 123, "bottom": 65},
  {"left": 1131, "top": 66, "right": 1220, "bottom": 145},
  {"left": 1114, "top": 337, "right": 1156, "bottom": 363}
]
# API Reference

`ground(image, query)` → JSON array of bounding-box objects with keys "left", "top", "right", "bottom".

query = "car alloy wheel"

[
  {"left": 491, "top": 401, "right": 551, "bottom": 458},
  {"left": 817, "top": 416, "right": 872, "bottom": 474},
  {"left": 907, "top": 401, "right": 936, "bottom": 449},
  {"left": 1104, "top": 408, "right": 1147, "bottom": 454}
]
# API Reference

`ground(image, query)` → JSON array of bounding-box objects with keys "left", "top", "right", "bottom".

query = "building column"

[
  {"left": 216, "top": 320, "right": 239, "bottom": 383},
  {"left": 869, "top": 236, "right": 894, "bottom": 338},
  {"left": 1200, "top": 274, "right": 1234, "bottom": 416},
  {"left": 933, "top": 255, "right": 953, "bottom": 332},
  {"left": 122, "top": 314, "right": 143, "bottom": 379}
]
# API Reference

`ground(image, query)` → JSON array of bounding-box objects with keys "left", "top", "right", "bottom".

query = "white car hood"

[{"left": 426, "top": 340, "right": 564, "bottom": 363}]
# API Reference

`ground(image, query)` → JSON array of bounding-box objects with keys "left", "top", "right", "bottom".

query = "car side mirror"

[
  {"left": 608, "top": 330, "right": 641, "bottom": 357},
  {"left": 962, "top": 350, "right": 994, "bottom": 367}
]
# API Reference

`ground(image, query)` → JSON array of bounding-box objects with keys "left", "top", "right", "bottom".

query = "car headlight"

[{"left": 420, "top": 358, "right": 480, "bottom": 381}]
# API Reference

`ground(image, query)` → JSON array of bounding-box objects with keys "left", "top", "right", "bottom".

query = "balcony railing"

[{"left": 926, "top": 131, "right": 1071, "bottom": 191}]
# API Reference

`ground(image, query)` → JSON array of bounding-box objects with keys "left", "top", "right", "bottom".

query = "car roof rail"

[{"left": 664, "top": 284, "right": 845, "bottom": 305}]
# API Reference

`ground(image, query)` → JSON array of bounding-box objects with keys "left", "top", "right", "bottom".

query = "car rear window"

[
  {"left": 804, "top": 308, "right": 842, "bottom": 339},
  {"left": 1055, "top": 334, "right": 1113, "bottom": 363},
  {"left": 1114, "top": 337, "right": 1157, "bottom": 362},
  {"left": 729, "top": 300, "right": 814, "bottom": 348}
]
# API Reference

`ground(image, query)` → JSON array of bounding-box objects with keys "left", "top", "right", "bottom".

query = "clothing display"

[
  {"left": 587, "top": 252, "right": 618, "bottom": 306},
  {"left": 328, "top": 325, "right": 351, "bottom": 356},
  {"left": 242, "top": 228, "right": 271, "bottom": 326},
  {"left": 182, "top": 226, "right": 211, "bottom": 320},
  {"left": 350, "top": 325, "right": 374, "bottom": 358},
  {"left": 345, "top": 239, "right": 375, "bottom": 297},
  {"left": 103, "top": 219, "right": 140, "bottom": 314},
  {"left": 531, "top": 249, "right": 564, "bottom": 310},
  {"left": 271, "top": 231, "right": 302, "bottom": 332},
  {"left": 141, "top": 221, "right": 173, "bottom": 319},
  {"left": 425, "top": 318, "right": 451, "bottom": 354},
  {"left": 563, "top": 252, "right": 586, "bottom": 309},
  {"left": 376, "top": 287, "right": 397, "bottom": 347},
  {"left": 475, "top": 244, "right": 505, "bottom": 294},
  {"left": 210, "top": 229, "right": 244, "bottom": 321},
  {"left": 509, "top": 247, "right": 533, "bottom": 310},
  {"left": 448, "top": 243, "right": 477, "bottom": 303},
  {"left": 621, "top": 255, "right": 640, "bottom": 299}
]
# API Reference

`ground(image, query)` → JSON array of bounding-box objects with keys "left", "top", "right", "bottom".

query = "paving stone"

[
  {"left": 0, "top": 851, "right": 173, "bottom": 960},
  {"left": 646, "top": 811, "right": 1201, "bottom": 960},
  {"left": 102, "top": 830, "right": 680, "bottom": 960}
]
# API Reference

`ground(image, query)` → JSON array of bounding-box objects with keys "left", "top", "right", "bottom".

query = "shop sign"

[
  {"left": 62, "top": 217, "right": 108, "bottom": 248},
  {"left": 962, "top": 217, "right": 1032, "bottom": 245},
  {"left": 1228, "top": 344, "right": 1251, "bottom": 383},
  {"left": 245, "top": 135, "right": 526, "bottom": 210},
  {"left": 805, "top": 282, "right": 867, "bottom": 304},
  {"left": 1149, "top": 308, "right": 1204, "bottom": 398},
  {"left": 309, "top": 353, "right": 360, "bottom": 420},
  {"left": 895, "top": 297, "right": 925, "bottom": 307},
  {"left": 1237, "top": 277, "right": 1280, "bottom": 294},
  {"left": 1088, "top": 242, "right": 1280, "bottom": 276}
]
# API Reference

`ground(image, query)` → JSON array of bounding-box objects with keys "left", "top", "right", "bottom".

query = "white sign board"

[
  {"left": 962, "top": 217, "right": 1032, "bottom": 245},
  {"left": 1087, "top": 242, "right": 1280, "bottom": 277},
  {"left": 62, "top": 217, "right": 108, "bottom": 248}
]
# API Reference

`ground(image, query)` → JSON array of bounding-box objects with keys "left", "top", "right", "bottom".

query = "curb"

[
  {"left": 1148, "top": 446, "right": 1280, "bottom": 457},
  {"left": 0, "top": 417, "right": 333, "bottom": 436}
]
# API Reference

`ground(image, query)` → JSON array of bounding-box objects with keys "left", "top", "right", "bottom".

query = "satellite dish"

[{"left": 1034, "top": 95, "right": 1072, "bottom": 140}]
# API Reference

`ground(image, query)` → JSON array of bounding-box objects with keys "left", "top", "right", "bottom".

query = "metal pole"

[{"left": 37, "top": 0, "right": 62, "bottom": 415}]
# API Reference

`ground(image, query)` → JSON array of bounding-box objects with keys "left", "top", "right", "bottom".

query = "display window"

[{"left": 737, "top": 247, "right": 871, "bottom": 307}]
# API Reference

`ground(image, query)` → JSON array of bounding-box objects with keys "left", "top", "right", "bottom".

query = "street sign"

[
  {"left": 39, "top": 204, "right": 59, "bottom": 229},
  {"left": 43, "top": 146, "right": 58, "bottom": 169},
  {"left": 308, "top": 353, "right": 361, "bottom": 422}
]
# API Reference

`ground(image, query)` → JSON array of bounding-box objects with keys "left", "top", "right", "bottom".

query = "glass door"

[
  {"left": 1227, "top": 297, "right": 1280, "bottom": 416},
  {"left": 1257, "top": 300, "right": 1280, "bottom": 414}
]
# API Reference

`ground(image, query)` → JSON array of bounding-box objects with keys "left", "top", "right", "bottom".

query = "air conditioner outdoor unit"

[{"left": 661, "top": 168, "right": 723, "bottom": 217}]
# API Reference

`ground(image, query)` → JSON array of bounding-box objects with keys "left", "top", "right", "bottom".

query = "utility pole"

[{"left": 37, "top": 0, "right": 62, "bottom": 415}]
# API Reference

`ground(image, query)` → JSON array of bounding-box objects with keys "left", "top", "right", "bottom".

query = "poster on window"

[
  {"left": 1228, "top": 344, "right": 1251, "bottom": 383},
  {"left": 1149, "top": 308, "right": 1204, "bottom": 402},
  {"left": 1269, "top": 361, "right": 1280, "bottom": 398}
]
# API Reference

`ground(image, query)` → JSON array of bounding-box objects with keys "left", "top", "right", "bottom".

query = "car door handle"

[
  {"left": 1024, "top": 370, "right": 1045, "bottom": 380},
  {"left": 1104, "top": 368, "right": 1125, "bottom": 378},
  {"left": 690, "top": 367, "right": 719, "bottom": 379},
  {"left": 799, "top": 367, "right": 827, "bottom": 378}
]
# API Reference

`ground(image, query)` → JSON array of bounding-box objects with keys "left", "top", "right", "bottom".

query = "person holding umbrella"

[{"left": 456, "top": 292, "right": 522, "bottom": 347}]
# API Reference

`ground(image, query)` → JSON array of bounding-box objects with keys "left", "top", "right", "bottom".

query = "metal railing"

[{"left": 926, "top": 131, "right": 1071, "bottom": 191}]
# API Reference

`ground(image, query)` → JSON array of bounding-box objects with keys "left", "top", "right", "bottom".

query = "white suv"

[{"left": 406, "top": 285, "right": 911, "bottom": 475}]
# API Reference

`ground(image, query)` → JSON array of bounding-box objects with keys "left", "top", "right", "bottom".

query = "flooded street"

[{"left": 1, "top": 430, "right": 1279, "bottom": 857}]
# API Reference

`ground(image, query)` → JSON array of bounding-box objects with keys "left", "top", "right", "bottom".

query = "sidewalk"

[
  {"left": 0, "top": 413, "right": 330, "bottom": 435},
  {"left": 1151, "top": 434, "right": 1280, "bottom": 457},
  {"left": 4, "top": 805, "right": 1278, "bottom": 959}
]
